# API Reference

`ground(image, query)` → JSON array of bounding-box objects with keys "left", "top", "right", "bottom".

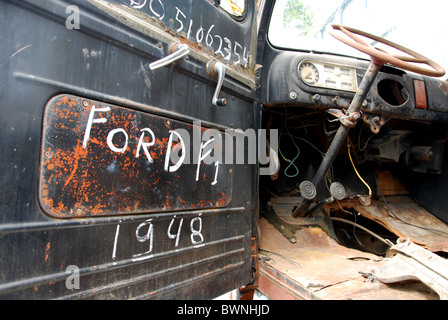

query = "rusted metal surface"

[
  {"left": 87, "top": 0, "right": 257, "bottom": 89},
  {"left": 269, "top": 196, "right": 325, "bottom": 226},
  {"left": 258, "top": 261, "right": 318, "bottom": 300},
  {"left": 439, "top": 80, "right": 448, "bottom": 95},
  {"left": 375, "top": 170, "right": 409, "bottom": 196},
  {"left": 369, "top": 239, "right": 448, "bottom": 300},
  {"left": 259, "top": 218, "right": 377, "bottom": 291},
  {"left": 327, "top": 196, "right": 448, "bottom": 253},
  {"left": 240, "top": 235, "right": 260, "bottom": 296},
  {"left": 414, "top": 79, "right": 428, "bottom": 109},
  {"left": 39, "top": 95, "right": 232, "bottom": 218},
  {"left": 257, "top": 218, "right": 439, "bottom": 300}
]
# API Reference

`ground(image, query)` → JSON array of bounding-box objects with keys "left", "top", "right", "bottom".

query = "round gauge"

[{"left": 299, "top": 62, "right": 319, "bottom": 85}]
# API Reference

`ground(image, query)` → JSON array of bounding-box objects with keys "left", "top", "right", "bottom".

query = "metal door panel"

[
  {"left": 39, "top": 94, "right": 233, "bottom": 218},
  {"left": 0, "top": 0, "right": 258, "bottom": 299}
]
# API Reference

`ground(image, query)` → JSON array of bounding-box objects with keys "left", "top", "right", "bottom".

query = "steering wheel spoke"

[
  {"left": 339, "top": 25, "right": 370, "bottom": 47},
  {"left": 391, "top": 54, "right": 429, "bottom": 64}
]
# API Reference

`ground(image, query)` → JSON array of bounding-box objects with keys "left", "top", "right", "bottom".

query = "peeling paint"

[{"left": 39, "top": 95, "right": 233, "bottom": 218}]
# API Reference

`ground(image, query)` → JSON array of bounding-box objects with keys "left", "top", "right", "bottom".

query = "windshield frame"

[{"left": 267, "top": 0, "right": 448, "bottom": 78}]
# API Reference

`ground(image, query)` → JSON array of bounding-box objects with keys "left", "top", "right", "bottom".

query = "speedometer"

[{"left": 299, "top": 62, "right": 319, "bottom": 85}]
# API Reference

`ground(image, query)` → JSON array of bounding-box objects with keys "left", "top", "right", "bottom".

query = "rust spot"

[
  {"left": 439, "top": 80, "right": 448, "bottom": 95},
  {"left": 414, "top": 79, "right": 428, "bottom": 109},
  {"left": 44, "top": 242, "right": 51, "bottom": 263},
  {"left": 327, "top": 196, "right": 448, "bottom": 253},
  {"left": 39, "top": 95, "right": 233, "bottom": 218}
]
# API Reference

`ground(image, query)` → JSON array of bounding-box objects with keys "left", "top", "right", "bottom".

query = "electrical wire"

[
  {"left": 331, "top": 217, "right": 393, "bottom": 247},
  {"left": 278, "top": 113, "right": 301, "bottom": 178},
  {"left": 352, "top": 124, "right": 448, "bottom": 236},
  {"left": 357, "top": 124, "right": 375, "bottom": 152},
  {"left": 351, "top": 210, "right": 365, "bottom": 249},
  {"left": 347, "top": 143, "right": 372, "bottom": 197},
  {"left": 283, "top": 132, "right": 325, "bottom": 157},
  {"left": 375, "top": 174, "right": 448, "bottom": 237}
]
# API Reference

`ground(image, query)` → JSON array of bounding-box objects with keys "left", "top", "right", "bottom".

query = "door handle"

[
  {"left": 149, "top": 43, "right": 190, "bottom": 71},
  {"left": 206, "top": 61, "right": 227, "bottom": 107}
]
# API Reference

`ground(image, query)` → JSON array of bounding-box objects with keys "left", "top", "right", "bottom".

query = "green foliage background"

[{"left": 283, "top": 0, "right": 315, "bottom": 36}]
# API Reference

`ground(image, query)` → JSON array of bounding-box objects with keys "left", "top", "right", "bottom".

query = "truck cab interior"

[
  {"left": 256, "top": 0, "right": 448, "bottom": 300},
  {"left": 1, "top": 0, "right": 448, "bottom": 300}
]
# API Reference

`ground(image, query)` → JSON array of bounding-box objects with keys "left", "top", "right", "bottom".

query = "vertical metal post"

[
  {"left": 312, "top": 61, "right": 382, "bottom": 189},
  {"left": 292, "top": 61, "right": 382, "bottom": 218}
]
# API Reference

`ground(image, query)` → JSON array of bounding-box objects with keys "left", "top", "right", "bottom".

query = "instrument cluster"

[{"left": 298, "top": 60, "right": 358, "bottom": 92}]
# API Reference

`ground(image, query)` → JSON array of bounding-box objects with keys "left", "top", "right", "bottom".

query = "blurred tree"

[{"left": 283, "top": 0, "right": 315, "bottom": 36}]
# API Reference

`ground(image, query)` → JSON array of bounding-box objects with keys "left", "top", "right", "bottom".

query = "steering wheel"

[{"left": 328, "top": 24, "right": 445, "bottom": 78}]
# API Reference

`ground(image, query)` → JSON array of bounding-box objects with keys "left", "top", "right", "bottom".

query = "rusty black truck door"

[{"left": 0, "top": 0, "right": 258, "bottom": 299}]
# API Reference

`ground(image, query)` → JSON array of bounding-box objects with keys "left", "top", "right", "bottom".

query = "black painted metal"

[
  {"left": 0, "top": 0, "right": 258, "bottom": 299},
  {"left": 39, "top": 95, "right": 234, "bottom": 218}
]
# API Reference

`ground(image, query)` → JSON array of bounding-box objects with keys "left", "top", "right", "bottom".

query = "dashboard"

[
  {"left": 263, "top": 52, "right": 448, "bottom": 125},
  {"left": 298, "top": 60, "right": 358, "bottom": 92}
]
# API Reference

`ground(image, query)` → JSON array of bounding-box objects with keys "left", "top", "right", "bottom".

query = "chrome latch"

[
  {"left": 149, "top": 43, "right": 190, "bottom": 71},
  {"left": 206, "top": 60, "right": 227, "bottom": 107}
]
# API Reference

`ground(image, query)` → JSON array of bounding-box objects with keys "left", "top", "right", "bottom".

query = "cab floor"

[{"left": 257, "top": 217, "right": 439, "bottom": 300}]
